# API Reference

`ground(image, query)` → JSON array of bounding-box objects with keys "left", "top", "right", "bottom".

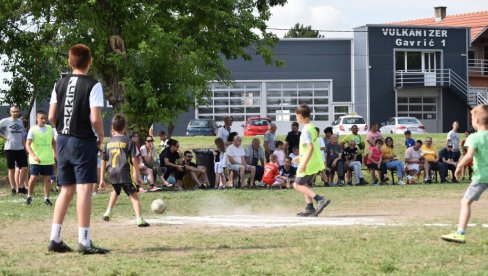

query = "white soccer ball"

[{"left": 151, "top": 199, "right": 166, "bottom": 214}]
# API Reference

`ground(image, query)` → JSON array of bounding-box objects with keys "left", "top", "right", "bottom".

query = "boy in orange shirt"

[{"left": 262, "top": 154, "right": 284, "bottom": 189}]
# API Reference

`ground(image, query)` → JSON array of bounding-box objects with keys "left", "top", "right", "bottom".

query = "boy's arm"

[
  {"left": 455, "top": 147, "right": 475, "bottom": 179},
  {"left": 25, "top": 139, "right": 40, "bottom": 163},
  {"left": 99, "top": 159, "right": 107, "bottom": 190},
  {"left": 91, "top": 107, "right": 104, "bottom": 148},
  {"left": 298, "top": 142, "right": 313, "bottom": 173},
  {"left": 132, "top": 156, "right": 143, "bottom": 185},
  {"left": 52, "top": 137, "right": 57, "bottom": 161}
]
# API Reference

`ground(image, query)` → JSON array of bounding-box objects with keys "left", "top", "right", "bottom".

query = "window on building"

[
  {"left": 406, "top": 52, "right": 422, "bottom": 71},
  {"left": 397, "top": 96, "right": 436, "bottom": 120}
]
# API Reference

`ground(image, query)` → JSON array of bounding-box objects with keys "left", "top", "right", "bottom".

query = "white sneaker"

[{"left": 398, "top": 180, "right": 406, "bottom": 185}]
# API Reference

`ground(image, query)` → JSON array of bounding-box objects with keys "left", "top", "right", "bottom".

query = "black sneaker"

[
  {"left": 44, "top": 198, "right": 53, "bottom": 206},
  {"left": 297, "top": 208, "right": 316, "bottom": 217},
  {"left": 48, "top": 240, "right": 73, "bottom": 253},
  {"left": 311, "top": 198, "right": 331, "bottom": 217},
  {"left": 137, "top": 221, "right": 150, "bottom": 227},
  {"left": 11, "top": 188, "right": 16, "bottom": 196},
  {"left": 346, "top": 181, "right": 353, "bottom": 186},
  {"left": 24, "top": 197, "right": 32, "bottom": 205},
  {"left": 18, "top": 187, "right": 28, "bottom": 194},
  {"left": 359, "top": 178, "right": 369, "bottom": 185},
  {"left": 77, "top": 241, "right": 110, "bottom": 255}
]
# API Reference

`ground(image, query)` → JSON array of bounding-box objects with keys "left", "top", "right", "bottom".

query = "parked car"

[
  {"left": 242, "top": 117, "right": 272, "bottom": 136},
  {"left": 186, "top": 119, "right": 218, "bottom": 136},
  {"left": 332, "top": 114, "right": 368, "bottom": 135},
  {"left": 380, "top": 117, "right": 426, "bottom": 134}
]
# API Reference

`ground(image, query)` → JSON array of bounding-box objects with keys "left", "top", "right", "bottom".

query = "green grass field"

[{"left": 1, "top": 134, "right": 487, "bottom": 275}]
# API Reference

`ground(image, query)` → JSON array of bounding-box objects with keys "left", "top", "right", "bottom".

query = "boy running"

[
  {"left": 99, "top": 114, "right": 149, "bottom": 227},
  {"left": 24, "top": 110, "right": 56, "bottom": 205},
  {"left": 442, "top": 104, "right": 488, "bottom": 244},
  {"left": 47, "top": 44, "right": 108, "bottom": 254},
  {"left": 293, "top": 104, "right": 330, "bottom": 217}
]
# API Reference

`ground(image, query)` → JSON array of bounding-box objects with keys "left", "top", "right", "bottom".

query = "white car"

[
  {"left": 380, "top": 117, "right": 426, "bottom": 134},
  {"left": 332, "top": 115, "right": 368, "bottom": 135}
]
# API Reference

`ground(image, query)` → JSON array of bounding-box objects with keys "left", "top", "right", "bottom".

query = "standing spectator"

[
  {"left": 404, "top": 130, "right": 415, "bottom": 148},
  {"left": 404, "top": 140, "right": 425, "bottom": 184},
  {"left": 366, "top": 122, "right": 384, "bottom": 147},
  {"left": 316, "top": 127, "right": 328, "bottom": 185},
  {"left": 24, "top": 110, "right": 56, "bottom": 205},
  {"left": 421, "top": 137, "right": 447, "bottom": 183},
  {"left": 244, "top": 137, "right": 265, "bottom": 182},
  {"left": 157, "top": 130, "right": 168, "bottom": 154},
  {"left": 285, "top": 121, "right": 301, "bottom": 155},
  {"left": 47, "top": 44, "right": 108, "bottom": 254},
  {"left": 446, "top": 121, "right": 461, "bottom": 162},
  {"left": 0, "top": 105, "right": 28, "bottom": 195},
  {"left": 159, "top": 139, "right": 184, "bottom": 191},
  {"left": 342, "top": 140, "right": 365, "bottom": 186},
  {"left": 217, "top": 116, "right": 233, "bottom": 145},
  {"left": 382, "top": 137, "right": 406, "bottom": 185},
  {"left": 226, "top": 136, "right": 256, "bottom": 188},
  {"left": 273, "top": 141, "right": 286, "bottom": 166},
  {"left": 263, "top": 123, "right": 277, "bottom": 162},
  {"left": 340, "top": 125, "right": 365, "bottom": 163},
  {"left": 460, "top": 129, "right": 474, "bottom": 180},
  {"left": 439, "top": 143, "right": 458, "bottom": 183},
  {"left": 213, "top": 138, "right": 227, "bottom": 189},
  {"left": 325, "top": 134, "right": 345, "bottom": 186},
  {"left": 262, "top": 154, "right": 284, "bottom": 188},
  {"left": 279, "top": 157, "right": 297, "bottom": 188}
]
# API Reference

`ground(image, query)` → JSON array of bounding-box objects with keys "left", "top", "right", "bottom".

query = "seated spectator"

[
  {"left": 244, "top": 137, "right": 265, "bottom": 182},
  {"left": 272, "top": 141, "right": 285, "bottom": 166},
  {"left": 141, "top": 135, "right": 170, "bottom": 190},
  {"left": 340, "top": 125, "right": 365, "bottom": 163},
  {"left": 262, "top": 154, "right": 284, "bottom": 189},
  {"left": 439, "top": 143, "right": 459, "bottom": 183},
  {"left": 227, "top": 131, "right": 238, "bottom": 145},
  {"left": 404, "top": 130, "right": 415, "bottom": 148},
  {"left": 263, "top": 123, "right": 277, "bottom": 162},
  {"left": 158, "top": 130, "right": 169, "bottom": 154},
  {"left": 421, "top": 137, "right": 447, "bottom": 183},
  {"left": 226, "top": 136, "right": 256, "bottom": 188},
  {"left": 366, "top": 139, "right": 386, "bottom": 185},
  {"left": 288, "top": 146, "right": 299, "bottom": 168},
  {"left": 130, "top": 131, "right": 150, "bottom": 192},
  {"left": 382, "top": 137, "right": 406, "bottom": 185},
  {"left": 213, "top": 137, "right": 227, "bottom": 189},
  {"left": 404, "top": 140, "right": 425, "bottom": 184},
  {"left": 279, "top": 157, "right": 297, "bottom": 189},
  {"left": 461, "top": 129, "right": 474, "bottom": 180},
  {"left": 181, "top": 151, "right": 210, "bottom": 189},
  {"left": 159, "top": 139, "right": 184, "bottom": 190},
  {"left": 342, "top": 140, "right": 366, "bottom": 186},
  {"left": 326, "top": 134, "right": 345, "bottom": 186}
]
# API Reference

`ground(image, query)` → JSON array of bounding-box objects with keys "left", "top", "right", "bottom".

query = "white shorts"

[
  {"left": 214, "top": 162, "right": 224, "bottom": 174},
  {"left": 406, "top": 164, "right": 419, "bottom": 172}
]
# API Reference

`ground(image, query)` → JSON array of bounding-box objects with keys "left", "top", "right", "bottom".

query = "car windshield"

[
  {"left": 189, "top": 120, "right": 209, "bottom": 128},
  {"left": 398, "top": 118, "right": 420, "bottom": 124},
  {"left": 249, "top": 119, "right": 270, "bottom": 126},
  {"left": 342, "top": 117, "right": 365, "bottom": 124}
]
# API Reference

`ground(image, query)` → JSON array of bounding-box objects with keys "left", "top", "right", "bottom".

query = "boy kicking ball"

[
  {"left": 442, "top": 104, "right": 488, "bottom": 244},
  {"left": 99, "top": 114, "right": 150, "bottom": 227},
  {"left": 293, "top": 104, "right": 330, "bottom": 217}
]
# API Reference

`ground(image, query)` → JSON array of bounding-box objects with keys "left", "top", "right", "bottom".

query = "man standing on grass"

[
  {"left": 0, "top": 105, "right": 28, "bottom": 196},
  {"left": 47, "top": 44, "right": 108, "bottom": 254},
  {"left": 293, "top": 104, "right": 330, "bottom": 217}
]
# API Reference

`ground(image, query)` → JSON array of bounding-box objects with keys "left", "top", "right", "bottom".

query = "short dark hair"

[
  {"left": 275, "top": 141, "right": 284, "bottom": 148},
  {"left": 295, "top": 104, "right": 311, "bottom": 118},
  {"left": 371, "top": 122, "right": 379, "bottom": 127},
  {"left": 375, "top": 138, "right": 383, "bottom": 145},
  {"left": 68, "top": 44, "right": 92, "bottom": 70},
  {"left": 111, "top": 113, "right": 126, "bottom": 132},
  {"left": 416, "top": 140, "right": 423, "bottom": 145},
  {"left": 184, "top": 150, "right": 192, "bottom": 156},
  {"left": 284, "top": 156, "right": 292, "bottom": 162},
  {"left": 324, "top": 127, "right": 333, "bottom": 134},
  {"left": 158, "top": 130, "right": 166, "bottom": 136},
  {"left": 36, "top": 110, "right": 47, "bottom": 116},
  {"left": 129, "top": 131, "right": 139, "bottom": 138},
  {"left": 167, "top": 139, "right": 178, "bottom": 147},
  {"left": 291, "top": 121, "right": 299, "bottom": 127},
  {"left": 404, "top": 130, "right": 411, "bottom": 135},
  {"left": 228, "top": 132, "right": 238, "bottom": 142}
]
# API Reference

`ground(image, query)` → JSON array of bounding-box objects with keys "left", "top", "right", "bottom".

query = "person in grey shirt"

[
  {"left": 446, "top": 121, "right": 461, "bottom": 162},
  {"left": 263, "top": 123, "right": 277, "bottom": 162},
  {"left": 245, "top": 137, "right": 265, "bottom": 182},
  {"left": 0, "top": 105, "right": 28, "bottom": 195}
]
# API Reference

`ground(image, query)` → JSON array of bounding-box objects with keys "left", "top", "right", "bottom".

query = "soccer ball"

[{"left": 151, "top": 199, "right": 166, "bottom": 214}]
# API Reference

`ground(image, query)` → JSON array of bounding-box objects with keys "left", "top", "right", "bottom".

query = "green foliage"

[{"left": 284, "top": 23, "right": 323, "bottom": 38}]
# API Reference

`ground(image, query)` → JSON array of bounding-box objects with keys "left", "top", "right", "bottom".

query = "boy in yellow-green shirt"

[
  {"left": 292, "top": 104, "right": 330, "bottom": 217},
  {"left": 442, "top": 105, "right": 488, "bottom": 244}
]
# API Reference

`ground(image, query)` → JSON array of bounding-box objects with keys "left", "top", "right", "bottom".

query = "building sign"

[{"left": 382, "top": 28, "right": 447, "bottom": 48}]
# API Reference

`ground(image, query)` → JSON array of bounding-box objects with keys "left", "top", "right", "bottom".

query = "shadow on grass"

[{"left": 118, "top": 244, "right": 288, "bottom": 254}]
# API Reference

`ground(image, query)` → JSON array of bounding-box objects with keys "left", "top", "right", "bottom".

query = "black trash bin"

[{"left": 192, "top": 148, "right": 216, "bottom": 188}]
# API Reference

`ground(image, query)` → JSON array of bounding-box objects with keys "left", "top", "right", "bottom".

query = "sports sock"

[
  {"left": 313, "top": 195, "right": 323, "bottom": 202},
  {"left": 457, "top": 229, "right": 465, "bottom": 235},
  {"left": 306, "top": 203, "right": 314, "bottom": 210},
  {"left": 104, "top": 208, "right": 112, "bottom": 215},
  {"left": 50, "top": 224, "right": 62, "bottom": 243},
  {"left": 44, "top": 197, "right": 48, "bottom": 201},
  {"left": 78, "top": 227, "right": 91, "bottom": 247}
]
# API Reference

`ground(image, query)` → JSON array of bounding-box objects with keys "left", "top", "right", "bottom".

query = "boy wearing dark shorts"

[
  {"left": 293, "top": 104, "right": 330, "bottom": 217},
  {"left": 24, "top": 110, "right": 56, "bottom": 205},
  {"left": 47, "top": 44, "right": 108, "bottom": 254},
  {"left": 100, "top": 114, "right": 149, "bottom": 227}
]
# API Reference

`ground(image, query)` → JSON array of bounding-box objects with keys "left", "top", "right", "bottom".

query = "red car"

[{"left": 243, "top": 117, "right": 272, "bottom": 136}]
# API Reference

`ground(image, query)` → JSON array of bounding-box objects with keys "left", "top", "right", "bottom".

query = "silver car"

[{"left": 380, "top": 117, "right": 426, "bottom": 134}]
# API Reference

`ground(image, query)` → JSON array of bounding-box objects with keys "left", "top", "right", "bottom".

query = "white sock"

[
  {"left": 78, "top": 227, "right": 91, "bottom": 247},
  {"left": 50, "top": 224, "right": 62, "bottom": 243},
  {"left": 44, "top": 197, "right": 48, "bottom": 200}
]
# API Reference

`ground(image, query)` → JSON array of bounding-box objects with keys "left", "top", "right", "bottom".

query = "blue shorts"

[
  {"left": 30, "top": 164, "right": 54, "bottom": 176},
  {"left": 56, "top": 135, "right": 98, "bottom": 185}
]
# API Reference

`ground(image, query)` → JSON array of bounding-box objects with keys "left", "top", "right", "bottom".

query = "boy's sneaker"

[
  {"left": 441, "top": 232, "right": 466, "bottom": 244},
  {"left": 148, "top": 186, "right": 162, "bottom": 192},
  {"left": 137, "top": 219, "right": 150, "bottom": 227},
  {"left": 359, "top": 178, "right": 369, "bottom": 185},
  {"left": 424, "top": 176, "right": 431, "bottom": 184},
  {"left": 103, "top": 211, "right": 111, "bottom": 222},
  {"left": 77, "top": 241, "right": 110, "bottom": 255},
  {"left": 397, "top": 180, "right": 406, "bottom": 185},
  {"left": 336, "top": 180, "right": 344, "bottom": 186},
  {"left": 11, "top": 188, "right": 16, "bottom": 196},
  {"left": 44, "top": 198, "right": 53, "bottom": 206},
  {"left": 311, "top": 198, "right": 331, "bottom": 217},
  {"left": 18, "top": 187, "right": 27, "bottom": 194},
  {"left": 346, "top": 181, "right": 353, "bottom": 186},
  {"left": 296, "top": 208, "right": 316, "bottom": 217},
  {"left": 48, "top": 240, "right": 73, "bottom": 253},
  {"left": 24, "top": 197, "right": 32, "bottom": 205}
]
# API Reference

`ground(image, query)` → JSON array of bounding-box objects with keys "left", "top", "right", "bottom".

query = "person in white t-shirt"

[
  {"left": 404, "top": 140, "right": 425, "bottom": 184},
  {"left": 225, "top": 135, "right": 255, "bottom": 188},
  {"left": 217, "top": 116, "right": 233, "bottom": 145}
]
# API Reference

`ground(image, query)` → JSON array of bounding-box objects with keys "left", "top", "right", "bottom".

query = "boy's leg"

[
  {"left": 48, "top": 184, "right": 76, "bottom": 252},
  {"left": 248, "top": 165, "right": 256, "bottom": 186},
  {"left": 43, "top": 175, "right": 52, "bottom": 204},
  {"left": 458, "top": 198, "right": 472, "bottom": 232},
  {"left": 27, "top": 175, "right": 37, "bottom": 198},
  {"left": 128, "top": 189, "right": 149, "bottom": 227},
  {"left": 293, "top": 175, "right": 330, "bottom": 217}
]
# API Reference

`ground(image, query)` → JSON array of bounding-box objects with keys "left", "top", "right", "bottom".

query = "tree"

[
  {"left": 284, "top": 23, "right": 323, "bottom": 38},
  {"left": 0, "top": 0, "right": 288, "bottom": 134}
]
